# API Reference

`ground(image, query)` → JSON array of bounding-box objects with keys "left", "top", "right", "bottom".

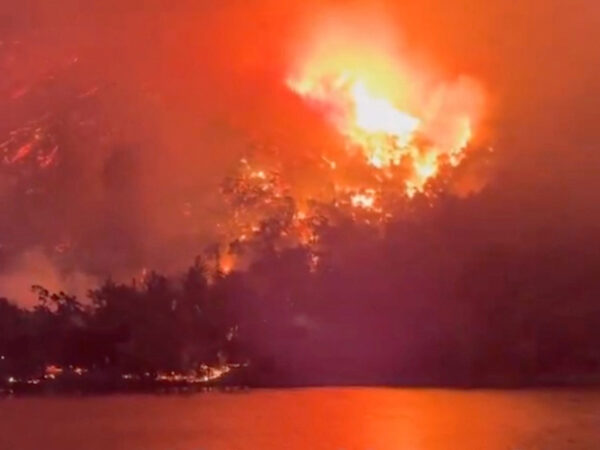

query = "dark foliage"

[{"left": 2, "top": 189, "right": 600, "bottom": 388}]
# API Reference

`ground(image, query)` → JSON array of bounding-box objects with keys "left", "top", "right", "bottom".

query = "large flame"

[
  {"left": 216, "top": 17, "right": 487, "bottom": 273},
  {"left": 286, "top": 21, "right": 483, "bottom": 196}
]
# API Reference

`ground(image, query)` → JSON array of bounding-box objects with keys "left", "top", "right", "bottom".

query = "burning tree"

[{"left": 214, "top": 22, "right": 487, "bottom": 274}]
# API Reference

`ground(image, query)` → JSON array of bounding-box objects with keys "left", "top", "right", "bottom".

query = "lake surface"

[{"left": 1, "top": 388, "right": 599, "bottom": 449}]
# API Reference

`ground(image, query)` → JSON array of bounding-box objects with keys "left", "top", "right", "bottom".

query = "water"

[{"left": 1, "top": 388, "right": 599, "bottom": 449}]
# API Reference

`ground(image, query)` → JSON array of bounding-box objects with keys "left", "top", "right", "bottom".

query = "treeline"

[
  {"left": 2, "top": 191, "right": 600, "bottom": 388},
  {"left": 0, "top": 264, "right": 240, "bottom": 381}
]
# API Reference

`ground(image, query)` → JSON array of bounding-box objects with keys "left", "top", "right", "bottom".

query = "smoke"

[
  {"left": 0, "top": 249, "right": 96, "bottom": 308},
  {"left": 1, "top": 0, "right": 599, "bottom": 305}
]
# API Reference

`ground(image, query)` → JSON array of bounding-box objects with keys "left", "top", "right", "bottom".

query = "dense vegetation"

[{"left": 2, "top": 189, "right": 600, "bottom": 390}]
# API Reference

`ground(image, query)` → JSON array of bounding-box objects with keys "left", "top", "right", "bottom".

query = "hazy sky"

[{"left": 1, "top": 0, "right": 599, "bottom": 305}]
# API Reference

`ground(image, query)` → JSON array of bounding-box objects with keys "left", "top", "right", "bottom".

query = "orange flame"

[
  {"left": 350, "top": 190, "right": 376, "bottom": 209},
  {"left": 287, "top": 18, "right": 484, "bottom": 196},
  {"left": 217, "top": 16, "right": 487, "bottom": 267},
  {"left": 219, "top": 254, "right": 236, "bottom": 275}
]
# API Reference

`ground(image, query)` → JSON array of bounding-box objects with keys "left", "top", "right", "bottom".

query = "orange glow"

[
  {"left": 351, "top": 81, "right": 420, "bottom": 138},
  {"left": 219, "top": 253, "right": 236, "bottom": 274},
  {"left": 350, "top": 190, "right": 376, "bottom": 209},
  {"left": 250, "top": 170, "right": 267, "bottom": 180},
  {"left": 287, "top": 18, "right": 484, "bottom": 196},
  {"left": 216, "top": 16, "right": 487, "bottom": 268}
]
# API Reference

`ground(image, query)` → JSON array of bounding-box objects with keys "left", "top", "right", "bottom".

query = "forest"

[{"left": 2, "top": 187, "right": 599, "bottom": 392}]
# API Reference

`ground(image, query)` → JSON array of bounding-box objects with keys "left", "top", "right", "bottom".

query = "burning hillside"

[
  {"left": 287, "top": 19, "right": 484, "bottom": 195},
  {"left": 214, "top": 20, "right": 487, "bottom": 271},
  {"left": 0, "top": 4, "right": 492, "bottom": 300}
]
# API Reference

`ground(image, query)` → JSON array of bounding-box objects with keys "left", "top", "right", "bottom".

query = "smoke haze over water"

[{"left": 1, "top": 0, "right": 599, "bottom": 306}]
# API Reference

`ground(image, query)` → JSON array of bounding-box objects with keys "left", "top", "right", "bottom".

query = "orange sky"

[{"left": 1, "top": 0, "right": 599, "bottom": 305}]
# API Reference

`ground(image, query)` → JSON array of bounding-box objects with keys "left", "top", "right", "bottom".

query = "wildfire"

[
  {"left": 286, "top": 21, "right": 483, "bottom": 196},
  {"left": 350, "top": 190, "right": 376, "bottom": 209},
  {"left": 1, "top": 118, "right": 60, "bottom": 170},
  {"left": 219, "top": 253, "right": 236, "bottom": 275},
  {"left": 215, "top": 18, "right": 486, "bottom": 274}
]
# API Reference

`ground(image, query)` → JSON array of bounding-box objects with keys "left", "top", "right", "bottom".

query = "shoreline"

[{"left": 3, "top": 377, "right": 600, "bottom": 398}]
